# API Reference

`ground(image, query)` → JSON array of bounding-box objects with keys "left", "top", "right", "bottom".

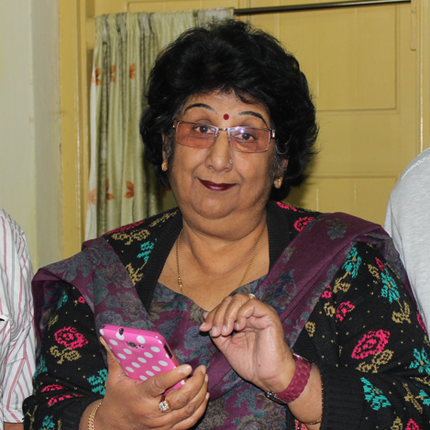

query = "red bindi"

[{"left": 223, "top": 114, "right": 229, "bottom": 120}]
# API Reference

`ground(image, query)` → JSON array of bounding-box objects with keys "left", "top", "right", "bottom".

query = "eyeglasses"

[{"left": 173, "top": 121, "right": 275, "bottom": 153}]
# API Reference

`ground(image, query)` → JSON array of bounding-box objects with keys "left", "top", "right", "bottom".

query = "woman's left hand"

[{"left": 199, "top": 293, "right": 295, "bottom": 393}]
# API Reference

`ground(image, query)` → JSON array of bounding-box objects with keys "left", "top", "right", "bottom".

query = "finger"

[
  {"left": 144, "top": 364, "right": 193, "bottom": 397},
  {"left": 218, "top": 293, "right": 251, "bottom": 336},
  {"left": 168, "top": 365, "right": 207, "bottom": 410},
  {"left": 172, "top": 391, "right": 210, "bottom": 430},
  {"left": 169, "top": 367, "right": 209, "bottom": 430},
  {"left": 235, "top": 299, "right": 282, "bottom": 331},
  {"left": 100, "top": 336, "right": 129, "bottom": 382},
  {"left": 153, "top": 366, "right": 208, "bottom": 429},
  {"left": 199, "top": 309, "right": 216, "bottom": 332},
  {"left": 202, "top": 296, "right": 234, "bottom": 336}
]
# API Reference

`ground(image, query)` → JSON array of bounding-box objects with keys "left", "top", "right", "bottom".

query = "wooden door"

[
  {"left": 254, "top": 0, "right": 429, "bottom": 226},
  {"left": 58, "top": 0, "right": 429, "bottom": 257}
]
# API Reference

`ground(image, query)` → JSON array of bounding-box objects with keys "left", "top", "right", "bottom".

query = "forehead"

[{"left": 180, "top": 91, "right": 269, "bottom": 119}]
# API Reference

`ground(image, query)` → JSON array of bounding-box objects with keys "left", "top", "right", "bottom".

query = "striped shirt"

[{"left": 0, "top": 208, "right": 35, "bottom": 424}]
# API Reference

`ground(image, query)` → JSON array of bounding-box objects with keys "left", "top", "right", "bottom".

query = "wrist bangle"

[
  {"left": 265, "top": 353, "right": 312, "bottom": 405},
  {"left": 88, "top": 401, "right": 102, "bottom": 430}
]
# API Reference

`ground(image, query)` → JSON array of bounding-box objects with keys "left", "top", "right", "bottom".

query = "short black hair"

[{"left": 140, "top": 19, "right": 318, "bottom": 200}]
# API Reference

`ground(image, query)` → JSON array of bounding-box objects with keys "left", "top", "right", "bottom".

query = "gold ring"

[
  {"left": 248, "top": 293, "right": 256, "bottom": 299},
  {"left": 159, "top": 396, "right": 170, "bottom": 412}
]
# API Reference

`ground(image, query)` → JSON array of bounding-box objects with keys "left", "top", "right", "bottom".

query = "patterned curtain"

[{"left": 86, "top": 8, "right": 234, "bottom": 240}]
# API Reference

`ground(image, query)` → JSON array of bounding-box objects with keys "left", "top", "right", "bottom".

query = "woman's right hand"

[{"left": 80, "top": 339, "right": 209, "bottom": 430}]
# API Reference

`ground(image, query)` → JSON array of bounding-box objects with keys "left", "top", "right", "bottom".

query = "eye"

[
  {"left": 197, "top": 125, "right": 211, "bottom": 134},
  {"left": 235, "top": 127, "right": 258, "bottom": 142},
  {"left": 240, "top": 131, "right": 256, "bottom": 141},
  {"left": 189, "top": 123, "right": 215, "bottom": 136}
]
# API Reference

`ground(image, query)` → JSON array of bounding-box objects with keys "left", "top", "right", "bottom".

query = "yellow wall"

[{"left": 0, "top": 1, "right": 62, "bottom": 270}]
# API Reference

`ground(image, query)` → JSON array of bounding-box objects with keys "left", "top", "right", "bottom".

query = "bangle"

[
  {"left": 88, "top": 401, "right": 102, "bottom": 430},
  {"left": 265, "top": 354, "right": 312, "bottom": 405}
]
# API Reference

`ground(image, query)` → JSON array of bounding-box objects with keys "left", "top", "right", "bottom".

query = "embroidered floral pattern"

[
  {"left": 137, "top": 240, "right": 157, "bottom": 263},
  {"left": 391, "top": 417, "right": 402, "bottom": 429},
  {"left": 88, "top": 369, "right": 108, "bottom": 395},
  {"left": 57, "top": 292, "right": 68, "bottom": 309},
  {"left": 342, "top": 247, "right": 362, "bottom": 277},
  {"left": 321, "top": 286, "right": 332, "bottom": 299},
  {"left": 333, "top": 277, "right": 351, "bottom": 294},
  {"left": 409, "top": 348, "right": 430, "bottom": 375},
  {"left": 357, "top": 350, "right": 394, "bottom": 373},
  {"left": 336, "top": 301, "right": 355, "bottom": 321},
  {"left": 368, "top": 264, "right": 381, "bottom": 281},
  {"left": 294, "top": 216, "right": 315, "bottom": 232},
  {"left": 361, "top": 377, "right": 391, "bottom": 410},
  {"left": 392, "top": 301, "right": 411, "bottom": 324},
  {"left": 352, "top": 330, "right": 390, "bottom": 360},
  {"left": 34, "top": 355, "right": 47, "bottom": 379},
  {"left": 375, "top": 257, "right": 385, "bottom": 272},
  {"left": 381, "top": 270, "right": 400, "bottom": 303},
  {"left": 406, "top": 419, "right": 421, "bottom": 430},
  {"left": 49, "top": 346, "right": 81, "bottom": 364},
  {"left": 276, "top": 201, "right": 298, "bottom": 211},
  {"left": 42, "top": 416, "right": 55, "bottom": 430},
  {"left": 55, "top": 327, "right": 88, "bottom": 350},
  {"left": 305, "top": 321, "right": 315, "bottom": 337},
  {"left": 417, "top": 313, "right": 427, "bottom": 333},
  {"left": 419, "top": 389, "right": 430, "bottom": 406},
  {"left": 48, "top": 393, "right": 84, "bottom": 406},
  {"left": 324, "top": 302, "right": 335, "bottom": 317},
  {"left": 403, "top": 382, "right": 424, "bottom": 413},
  {"left": 107, "top": 219, "right": 146, "bottom": 235},
  {"left": 41, "top": 384, "right": 64, "bottom": 392},
  {"left": 326, "top": 218, "right": 347, "bottom": 239}
]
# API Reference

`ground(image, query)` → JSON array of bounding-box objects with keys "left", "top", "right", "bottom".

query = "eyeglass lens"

[{"left": 175, "top": 122, "right": 271, "bottom": 153}]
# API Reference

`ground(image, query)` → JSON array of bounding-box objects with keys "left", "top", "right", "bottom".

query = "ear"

[
  {"left": 162, "top": 134, "right": 168, "bottom": 170},
  {"left": 274, "top": 159, "right": 288, "bottom": 188}
]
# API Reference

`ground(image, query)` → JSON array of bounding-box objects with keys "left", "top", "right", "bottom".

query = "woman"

[{"left": 25, "top": 20, "right": 430, "bottom": 430}]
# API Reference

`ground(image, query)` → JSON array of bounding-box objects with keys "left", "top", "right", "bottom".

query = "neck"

[{"left": 178, "top": 212, "right": 268, "bottom": 287}]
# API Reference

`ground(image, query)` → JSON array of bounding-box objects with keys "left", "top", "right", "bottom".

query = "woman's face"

[{"left": 165, "top": 91, "right": 280, "bottom": 230}]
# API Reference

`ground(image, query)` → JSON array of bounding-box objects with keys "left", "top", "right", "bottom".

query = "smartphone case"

[{"left": 100, "top": 324, "right": 185, "bottom": 390}]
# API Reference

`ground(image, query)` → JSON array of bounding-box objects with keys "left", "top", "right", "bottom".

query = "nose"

[{"left": 205, "top": 129, "right": 234, "bottom": 173}]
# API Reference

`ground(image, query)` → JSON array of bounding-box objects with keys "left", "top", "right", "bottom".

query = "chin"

[{"left": 186, "top": 199, "right": 237, "bottom": 221}]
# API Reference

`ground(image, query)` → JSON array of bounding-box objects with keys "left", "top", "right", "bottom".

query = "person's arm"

[
  {"left": 0, "top": 212, "right": 35, "bottom": 426},
  {"left": 306, "top": 241, "right": 430, "bottom": 429},
  {"left": 5, "top": 423, "right": 23, "bottom": 430},
  {"left": 24, "top": 284, "right": 208, "bottom": 430},
  {"left": 201, "top": 241, "right": 430, "bottom": 429},
  {"left": 23, "top": 284, "right": 104, "bottom": 429}
]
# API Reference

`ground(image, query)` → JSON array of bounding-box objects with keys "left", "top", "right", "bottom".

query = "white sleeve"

[
  {"left": 0, "top": 210, "right": 35, "bottom": 424},
  {"left": 384, "top": 152, "right": 430, "bottom": 331}
]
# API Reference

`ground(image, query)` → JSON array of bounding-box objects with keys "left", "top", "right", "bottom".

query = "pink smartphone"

[{"left": 100, "top": 324, "right": 186, "bottom": 391}]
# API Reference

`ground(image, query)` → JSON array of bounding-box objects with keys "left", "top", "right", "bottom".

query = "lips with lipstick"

[{"left": 199, "top": 179, "right": 236, "bottom": 191}]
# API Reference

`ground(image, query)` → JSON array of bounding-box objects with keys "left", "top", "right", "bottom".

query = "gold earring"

[
  {"left": 161, "top": 162, "right": 168, "bottom": 172},
  {"left": 275, "top": 178, "right": 283, "bottom": 188}
]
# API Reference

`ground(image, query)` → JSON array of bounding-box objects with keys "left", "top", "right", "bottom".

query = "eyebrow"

[
  {"left": 183, "top": 103, "right": 214, "bottom": 113},
  {"left": 183, "top": 104, "right": 269, "bottom": 127},
  {"left": 240, "top": 111, "right": 269, "bottom": 128}
]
